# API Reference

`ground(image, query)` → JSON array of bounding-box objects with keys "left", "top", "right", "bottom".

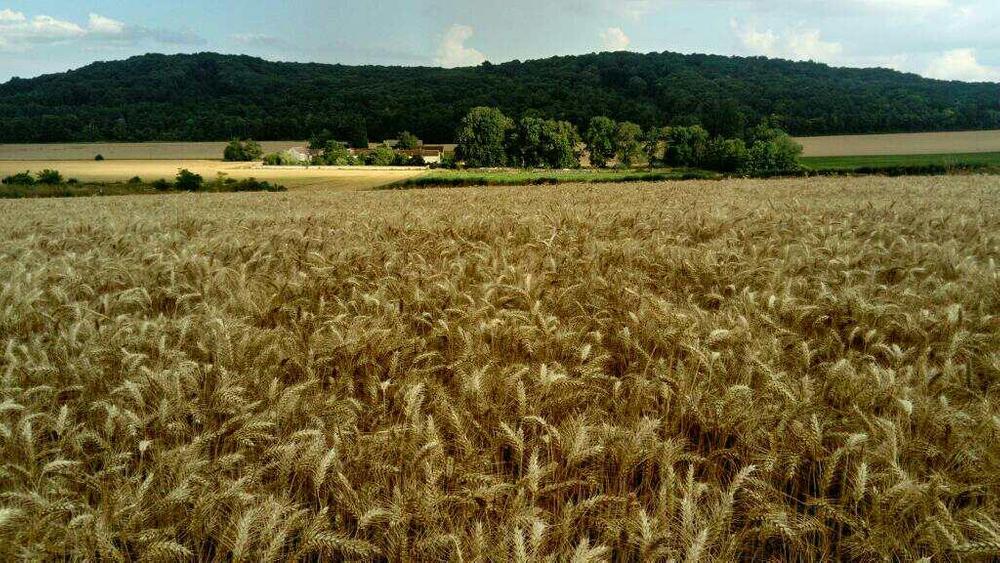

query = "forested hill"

[{"left": 1, "top": 51, "right": 998, "bottom": 144}]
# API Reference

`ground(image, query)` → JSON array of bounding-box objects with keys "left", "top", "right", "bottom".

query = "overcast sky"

[{"left": 1, "top": 0, "right": 998, "bottom": 83}]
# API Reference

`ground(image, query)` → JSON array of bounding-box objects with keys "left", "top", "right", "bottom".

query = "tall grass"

[{"left": 0, "top": 176, "right": 998, "bottom": 560}]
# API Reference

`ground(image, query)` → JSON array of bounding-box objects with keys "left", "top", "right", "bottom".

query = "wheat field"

[
  {"left": 1, "top": 176, "right": 998, "bottom": 561},
  {"left": 796, "top": 130, "right": 1000, "bottom": 157},
  {"left": 0, "top": 160, "right": 422, "bottom": 191}
]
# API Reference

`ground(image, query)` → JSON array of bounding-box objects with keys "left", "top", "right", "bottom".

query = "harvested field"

[
  {"left": 1, "top": 177, "right": 998, "bottom": 560},
  {"left": 796, "top": 129, "right": 1000, "bottom": 157},
  {"left": 0, "top": 160, "right": 421, "bottom": 191},
  {"left": 0, "top": 141, "right": 306, "bottom": 161}
]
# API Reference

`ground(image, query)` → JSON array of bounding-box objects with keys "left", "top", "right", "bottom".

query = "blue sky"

[{"left": 1, "top": 0, "right": 998, "bottom": 83}]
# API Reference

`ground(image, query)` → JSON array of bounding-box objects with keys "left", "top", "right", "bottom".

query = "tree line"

[
  {"left": 454, "top": 107, "right": 803, "bottom": 175},
  {"left": 1, "top": 52, "right": 997, "bottom": 144}
]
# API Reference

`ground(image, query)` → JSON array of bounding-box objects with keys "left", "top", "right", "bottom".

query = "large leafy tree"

[
  {"left": 584, "top": 116, "right": 617, "bottom": 168},
  {"left": 614, "top": 122, "right": 643, "bottom": 168},
  {"left": 456, "top": 107, "right": 514, "bottom": 168},
  {"left": 512, "top": 117, "right": 581, "bottom": 169}
]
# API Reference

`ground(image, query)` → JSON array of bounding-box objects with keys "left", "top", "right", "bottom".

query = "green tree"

[
  {"left": 397, "top": 131, "right": 421, "bottom": 150},
  {"left": 615, "top": 122, "right": 643, "bottom": 168},
  {"left": 175, "top": 169, "right": 204, "bottom": 191},
  {"left": 584, "top": 116, "right": 617, "bottom": 168},
  {"left": 456, "top": 107, "right": 513, "bottom": 168},
  {"left": 223, "top": 139, "right": 263, "bottom": 162},
  {"left": 704, "top": 137, "right": 749, "bottom": 172},
  {"left": 511, "top": 117, "right": 581, "bottom": 169},
  {"left": 741, "top": 128, "right": 803, "bottom": 176},
  {"left": 642, "top": 127, "right": 668, "bottom": 170},
  {"left": 314, "top": 141, "right": 352, "bottom": 165},
  {"left": 666, "top": 126, "right": 710, "bottom": 167}
]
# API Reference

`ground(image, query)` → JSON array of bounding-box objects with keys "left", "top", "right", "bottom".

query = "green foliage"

[
  {"left": 152, "top": 178, "right": 171, "bottom": 191},
  {"left": 94, "top": 154, "right": 105, "bottom": 161},
  {"left": 585, "top": 116, "right": 617, "bottom": 168},
  {"left": 642, "top": 126, "right": 668, "bottom": 169},
  {"left": 227, "top": 178, "right": 287, "bottom": 192},
  {"left": 35, "top": 169, "right": 64, "bottom": 184},
  {"left": 128, "top": 176, "right": 143, "bottom": 184},
  {"left": 705, "top": 137, "right": 749, "bottom": 172},
  {"left": 741, "top": 127, "right": 803, "bottom": 176},
  {"left": 2, "top": 171, "right": 36, "bottom": 185},
  {"left": 397, "top": 131, "right": 420, "bottom": 150},
  {"left": 174, "top": 169, "right": 204, "bottom": 191},
  {"left": 314, "top": 141, "right": 352, "bottom": 165},
  {"left": 456, "top": 107, "right": 514, "bottom": 168},
  {"left": 614, "top": 122, "right": 643, "bottom": 168},
  {"left": 3, "top": 51, "right": 996, "bottom": 144},
  {"left": 364, "top": 146, "right": 397, "bottom": 166},
  {"left": 263, "top": 152, "right": 288, "bottom": 166},
  {"left": 223, "top": 138, "right": 264, "bottom": 162},
  {"left": 666, "top": 125, "right": 710, "bottom": 167},
  {"left": 511, "top": 117, "right": 581, "bottom": 168}
]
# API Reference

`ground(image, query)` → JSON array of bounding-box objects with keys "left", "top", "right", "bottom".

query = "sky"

[{"left": 1, "top": 0, "right": 998, "bottom": 83}]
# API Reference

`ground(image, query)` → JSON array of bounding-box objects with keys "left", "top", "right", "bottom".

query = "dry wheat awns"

[{"left": 1, "top": 176, "right": 998, "bottom": 561}]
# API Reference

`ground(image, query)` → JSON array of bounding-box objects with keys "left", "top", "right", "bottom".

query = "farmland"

[
  {"left": 1, "top": 176, "right": 998, "bottom": 560},
  {"left": 796, "top": 129, "right": 1000, "bottom": 157},
  {"left": 0, "top": 160, "right": 422, "bottom": 191},
  {"left": 0, "top": 141, "right": 305, "bottom": 161}
]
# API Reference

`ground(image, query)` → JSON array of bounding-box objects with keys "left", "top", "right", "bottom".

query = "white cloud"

[
  {"left": 732, "top": 21, "right": 843, "bottom": 62},
  {"left": 87, "top": 14, "right": 126, "bottom": 36},
  {"left": 0, "top": 10, "right": 202, "bottom": 51},
  {"left": 924, "top": 48, "right": 1000, "bottom": 81},
  {"left": 435, "top": 24, "right": 487, "bottom": 67},
  {"left": 0, "top": 8, "right": 26, "bottom": 22},
  {"left": 851, "top": 0, "right": 952, "bottom": 10},
  {"left": 600, "top": 27, "right": 631, "bottom": 51}
]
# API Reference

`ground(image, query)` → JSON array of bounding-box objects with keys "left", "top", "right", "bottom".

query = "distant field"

[
  {"left": 0, "top": 141, "right": 306, "bottom": 161},
  {"left": 385, "top": 168, "right": 717, "bottom": 189},
  {"left": 0, "top": 160, "right": 421, "bottom": 191},
  {"left": 802, "top": 152, "right": 1000, "bottom": 170},
  {"left": 795, "top": 130, "right": 1000, "bottom": 157}
]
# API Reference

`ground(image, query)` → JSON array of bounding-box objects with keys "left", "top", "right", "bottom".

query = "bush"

[
  {"left": 2, "top": 171, "right": 36, "bottom": 185},
  {"left": 152, "top": 179, "right": 171, "bottom": 191},
  {"left": 228, "top": 178, "right": 287, "bottom": 192},
  {"left": 409, "top": 154, "right": 426, "bottom": 166},
  {"left": 174, "top": 169, "right": 204, "bottom": 191},
  {"left": 36, "top": 169, "right": 64, "bottom": 184},
  {"left": 364, "top": 146, "right": 397, "bottom": 166},
  {"left": 128, "top": 176, "right": 143, "bottom": 185},
  {"left": 94, "top": 154, "right": 105, "bottom": 161},
  {"left": 223, "top": 139, "right": 264, "bottom": 162},
  {"left": 313, "top": 141, "right": 352, "bottom": 165}
]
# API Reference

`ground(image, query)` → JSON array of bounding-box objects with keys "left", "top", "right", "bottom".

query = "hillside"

[{"left": 1, "top": 51, "right": 998, "bottom": 144}]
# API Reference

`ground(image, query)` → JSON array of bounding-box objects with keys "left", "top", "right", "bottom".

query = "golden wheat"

[{"left": 0, "top": 176, "right": 998, "bottom": 561}]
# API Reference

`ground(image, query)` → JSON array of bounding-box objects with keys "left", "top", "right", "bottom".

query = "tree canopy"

[{"left": 0, "top": 51, "right": 997, "bottom": 144}]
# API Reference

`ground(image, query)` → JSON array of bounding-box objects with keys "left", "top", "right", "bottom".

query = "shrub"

[
  {"left": 409, "top": 154, "right": 426, "bottom": 166},
  {"left": 152, "top": 179, "right": 171, "bottom": 191},
  {"left": 94, "top": 154, "right": 105, "bottom": 161},
  {"left": 511, "top": 117, "right": 581, "bottom": 169},
  {"left": 364, "top": 146, "right": 397, "bottom": 166},
  {"left": 66, "top": 178, "right": 79, "bottom": 185},
  {"left": 740, "top": 127, "right": 803, "bottom": 176},
  {"left": 314, "top": 142, "right": 352, "bottom": 166},
  {"left": 174, "top": 169, "right": 204, "bottom": 191},
  {"left": 36, "top": 169, "right": 64, "bottom": 185},
  {"left": 128, "top": 176, "right": 143, "bottom": 185},
  {"left": 223, "top": 139, "right": 264, "bottom": 162},
  {"left": 2, "top": 171, "right": 36, "bottom": 185},
  {"left": 228, "top": 178, "right": 287, "bottom": 192}
]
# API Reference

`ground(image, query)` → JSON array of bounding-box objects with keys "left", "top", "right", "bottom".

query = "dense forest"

[{"left": 1, "top": 51, "right": 998, "bottom": 144}]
